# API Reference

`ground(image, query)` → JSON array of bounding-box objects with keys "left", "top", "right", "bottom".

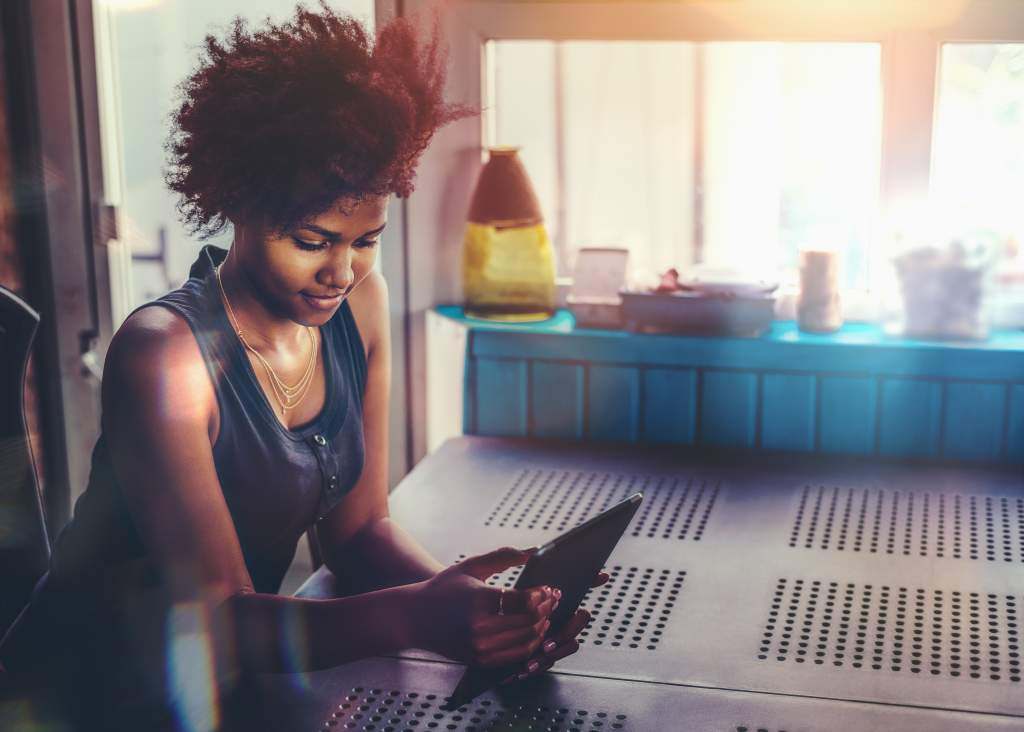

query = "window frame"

[{"left": 1, "top": 0, "right": 113, "bottom": 528}]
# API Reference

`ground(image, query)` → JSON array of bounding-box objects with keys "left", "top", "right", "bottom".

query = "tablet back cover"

[{"left": 444, "top": 493, "right": 642, "bottom": 709}]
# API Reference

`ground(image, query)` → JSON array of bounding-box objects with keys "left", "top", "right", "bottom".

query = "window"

[
  {"left": 406, "top": 0, "right": 1024, "bottom": 323},
  {"left": 489, "top": 41, "right": 881, "bottom": 289}
]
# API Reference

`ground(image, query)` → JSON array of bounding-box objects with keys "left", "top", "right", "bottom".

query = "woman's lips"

[{"left": 301, "top": 291, "right": 344, "bottom": 311}]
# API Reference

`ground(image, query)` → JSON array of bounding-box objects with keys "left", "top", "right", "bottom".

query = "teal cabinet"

[{"left": 442, "top": 307, "right": 1024, "bottom": 464}]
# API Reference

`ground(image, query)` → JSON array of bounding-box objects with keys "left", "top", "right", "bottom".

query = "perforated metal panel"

[
  {"left": 485, "top": 469, "right": 719, "bottom": 540},
  {"left": 252, "top": 655, "right": 1024, "bottom": 732},
  {"left": 757, "top": 578, "right": 1021, "bottom": 683},
  {"left": 580, "top": 566, "right": 686, "bottom": 650},
  {"left": 320, "top": 687, "right": 629, "bottom": 731},
  {"left": 789, "top": 486, "right": 1024, "bottom": 562},
  {"left": 455, "top": 556, "right": 687, "bottom": 651}
]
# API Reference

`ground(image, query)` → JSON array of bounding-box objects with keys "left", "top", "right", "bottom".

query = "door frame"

[{"left": 0, "top": 0, "right": 111, "bottom": 531}]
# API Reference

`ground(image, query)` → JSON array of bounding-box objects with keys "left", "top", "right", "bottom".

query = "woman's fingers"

[
  {"left": 535, "top": 591, "right": 557, "bottom": 621},
  {"left": 473, "top": 593, "right": 581, "bottom": 647},
  {"left": 505, "top": 610, "right": 586, "bottom": 676},
  {"left": 502, "top": 638, "right": 582, "bottom": 684},
  {"left": 543, "top": 638, "right": 581, "bottom": 663},
  {"left": 533, "top": 637, "right": 581, "bottom": 674},
  {"left": 471, "top": 586, "right": 558, "bottom": 665},
  {"left": 496, "top": 609, "right": 591, "bottom": 683},
  {"left": 473, "top": 611, "right": 541, "bottom": 634},
  {"left": 475, "top": 615, "right": 551, "bottom": 658},
  {"left": 482, "top": 584, "right": 552, "bottom": 617},
  {"left": 590, "top": 571, "right": 610, "bottom": 588},
  {"left": 527, "top": 638, "right": 580, "bottom": 678},
  {"left": 475, "top": 591, "right": 556, "bottom": 633}
]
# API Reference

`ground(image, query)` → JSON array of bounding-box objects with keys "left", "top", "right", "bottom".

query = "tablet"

[{"left": 444, "top": 492, "right": 643, "bottom": 709}]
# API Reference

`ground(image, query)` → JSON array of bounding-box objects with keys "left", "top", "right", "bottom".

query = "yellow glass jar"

[
  {"left": 462, "top": 222, "right": 555, "bottom": 321},
  {"left": 462, "top": 147, "right": 555, "bottom": 322}
]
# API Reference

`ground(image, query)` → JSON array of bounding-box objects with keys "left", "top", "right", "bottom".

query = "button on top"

[{"left": 313, "top": 434, "right": 327, "bottom": 446}]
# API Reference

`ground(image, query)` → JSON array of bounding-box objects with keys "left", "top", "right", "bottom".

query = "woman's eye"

[
  {"left": 355, "top": 238, "right": 380, "bottom": 249},
  {"left": 292, "top": 237, "right": 328, "bottom": 251}
]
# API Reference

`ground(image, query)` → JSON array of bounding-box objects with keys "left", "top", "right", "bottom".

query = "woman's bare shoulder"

[
  {"left": 108, "top": 305, "right": 204, "bottom": 373},
  {"left": 103, "top": 305, "right": 216, "bottom": 429}
]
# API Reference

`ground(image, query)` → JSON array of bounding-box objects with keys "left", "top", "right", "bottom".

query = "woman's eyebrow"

[
  {"left": 297, "top": 223, "right": 387, "bottom": 240},
  {"left": 358, "top": 224, "right": 387, "bottom": 238}
]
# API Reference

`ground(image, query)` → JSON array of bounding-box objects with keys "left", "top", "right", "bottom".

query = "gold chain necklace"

[{"left": 216, "top": 264, "right": 318, "bottom": 415}]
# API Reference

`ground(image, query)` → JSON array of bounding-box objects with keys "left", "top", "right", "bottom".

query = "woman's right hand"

[{"left": 408, "top": 546, "right": 559, "bottom": 668}]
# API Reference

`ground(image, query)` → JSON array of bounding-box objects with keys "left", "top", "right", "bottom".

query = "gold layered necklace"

[{"left": 216, "top": 264, "right": 318, "bottom": 415}]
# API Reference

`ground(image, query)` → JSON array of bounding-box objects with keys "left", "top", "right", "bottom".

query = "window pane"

[
  {"left": 490, "top": 41, "right": 696, "bottom": 279},
  {"left": 703, "top": 43, "right": 880, "bottom": 288},
  {"left": 932, "top": 44, "right": 1024, "bottom": 247},
  {"left": 487, "top": 41, "right": 560, "bottom": 264},
  {"left": 489, "top": 41, "right": 881, "bottom": 288}
]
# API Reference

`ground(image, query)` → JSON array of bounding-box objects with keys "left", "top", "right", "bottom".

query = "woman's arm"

[
  {"left": 225, "top": 546, "right": 550, "bottom": 674},
  {"left": 314, "top": 271, "right": 445, "bottom": 593},
  {"left": 326, "top": 516, "right": 446, "bottom": 593}
]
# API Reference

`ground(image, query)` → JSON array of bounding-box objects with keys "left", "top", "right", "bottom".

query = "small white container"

[
  {"left": 893, "top": 241, "right": 991, "bottom": 340},
  {"left": 566, "top": 247, "right": 630, "bottom": 328}
]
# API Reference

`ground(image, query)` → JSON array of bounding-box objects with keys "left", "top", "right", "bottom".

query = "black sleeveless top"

[{"left": 1, "top": 245, "right": 367, "bottom": 675}]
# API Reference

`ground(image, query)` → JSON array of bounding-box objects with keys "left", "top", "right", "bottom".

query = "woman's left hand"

[{"left": 500, "top": 570, "right": 610, "bottom": 684}]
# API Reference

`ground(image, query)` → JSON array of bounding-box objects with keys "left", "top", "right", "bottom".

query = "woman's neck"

[{"left": 218, "top": 251, "right": 309, "bottom": 352}]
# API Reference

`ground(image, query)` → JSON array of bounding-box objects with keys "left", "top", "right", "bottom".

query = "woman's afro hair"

[{"left": 165, "top": 2, "right": 473, "bottom": 238}]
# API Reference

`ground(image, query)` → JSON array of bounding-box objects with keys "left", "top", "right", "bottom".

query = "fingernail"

[
  {"left": 554, "top": 588, "right": 562, "bottom": 599},
  {"left": 517, "top": 671, "right": 529, "bottom": 681},
  {"left": 543, "top": 640, "right": 557, "bottom": 653},
  {"left": 527, "top": 660, "right": 540, "bottom": 673}
]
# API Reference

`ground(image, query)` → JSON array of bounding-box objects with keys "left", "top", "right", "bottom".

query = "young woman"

[{"left": 0, "top": 4, "right": 603, "bottom": 727}]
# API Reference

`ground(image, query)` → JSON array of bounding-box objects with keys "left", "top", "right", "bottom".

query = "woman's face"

[{"left": 236, "top": 195, "right": 388, "bottom": 327}]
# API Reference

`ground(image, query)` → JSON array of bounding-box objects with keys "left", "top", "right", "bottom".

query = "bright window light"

[
  {"left": 489, "top": 41, "right": 882, "bottom": 289},
  {"left": 932, "top": 44, "right": 1024, "bottom": 258}
]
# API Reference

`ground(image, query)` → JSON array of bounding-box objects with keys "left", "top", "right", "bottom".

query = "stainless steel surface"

[
  {"left": 242, "top": 656, "right": 1023, "bottom": 731},
  {"left": 279, "top": 436, "right": 1024, "bottom": 729},
  {"left": 385, "top": 438, "right": 1023, "bottom": 718}
]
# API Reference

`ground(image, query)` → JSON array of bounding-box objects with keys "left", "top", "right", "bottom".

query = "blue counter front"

[{"left": 432, "top": 306, "right": 1024, "bottom": 464}]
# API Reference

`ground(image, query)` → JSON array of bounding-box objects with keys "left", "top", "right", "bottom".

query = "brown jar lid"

[{"left": 467, "top": 147, "right": 543, "bottom": 228}]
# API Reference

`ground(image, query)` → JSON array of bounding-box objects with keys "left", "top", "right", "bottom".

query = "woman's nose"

[{"left": 321, "top": 249, "right": 355, "bottom": 290}]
